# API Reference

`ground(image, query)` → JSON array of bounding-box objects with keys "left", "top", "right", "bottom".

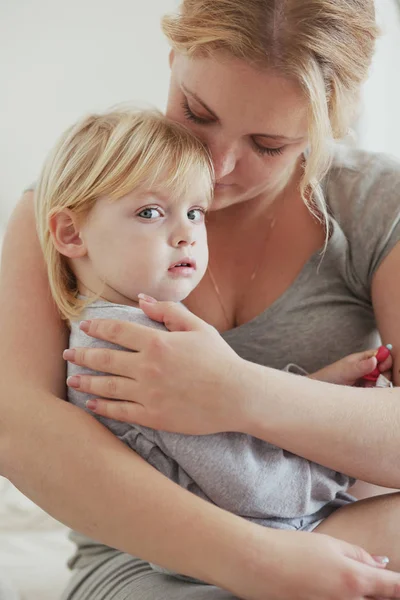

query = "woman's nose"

[{"left": 208, "top": 141, "right": 237, "bottom": 181}]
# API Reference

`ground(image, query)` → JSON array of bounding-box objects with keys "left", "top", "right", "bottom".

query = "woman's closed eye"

[
  {"left": 252, "top": 140, "right": 285, "bottom": 157},
  {"left": 182, "top": 100, "right": 215, "bottom": 126},
  {"left": 182, "top": 99, "right": 286, "bottom": 158}
]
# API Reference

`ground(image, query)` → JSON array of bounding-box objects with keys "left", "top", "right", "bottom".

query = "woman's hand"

[
  {"left": 238, "top": 528, "right": 400, "bottom": 600},
  {"left": 65, "top": 298, "right": 246, "bottom": 434}
]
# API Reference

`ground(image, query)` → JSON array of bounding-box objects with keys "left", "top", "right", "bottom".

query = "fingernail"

[
  {"left": 138, "top": 293, "right": 157, "bottom": 304},
  {"left": 86, "top": 399, "right": 98, "bottom": 410},
  {"left": 63, "top": 349, "right": 76, "bottom": 362},
  {"left": 80, "top": 320, "right": 91, "bottom": 333},
  {"left": 373, "top": 555, "right": 390, "bottom": 565},
  {"left": 67, "top": 375, "right": 80, "bottom": 388}
]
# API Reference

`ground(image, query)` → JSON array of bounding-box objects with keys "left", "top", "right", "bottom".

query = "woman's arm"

[
  {"left": 4, "top": 196, "right": 400, "bottom": 600},
  {"left": 69, "top": 285, "right": 400, "bottom": 488},
  {"left": 0, "top": 193, "right": 271, "bottom": 590},
  {"left": 250, "top": 240, "right": 400, "bottom": 486},
  {"left": 242, "top": 361, "right": 400, "bottom": 486}
]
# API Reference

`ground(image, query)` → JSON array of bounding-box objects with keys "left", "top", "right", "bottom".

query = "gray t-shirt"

[{"left": 64, "top": 144, "right": 400, "bottom": 568}]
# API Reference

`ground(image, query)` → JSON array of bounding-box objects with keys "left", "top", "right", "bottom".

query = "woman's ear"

[
  {"left": 49, "top": 209, "right": 87, "bottom": 258},
  {"left": 169, "top": 49, "right": 175, "bottom": 69}
]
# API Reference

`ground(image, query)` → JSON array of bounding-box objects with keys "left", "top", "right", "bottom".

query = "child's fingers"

[
  {"left": 358, "top": 348, "right": 378, "bottom": 360},
  {"left": 357, "top": 356, "right": 378, "bottom": 377},
  {"left": 379, "top": 355, "right": 393, "bottom": 373}
]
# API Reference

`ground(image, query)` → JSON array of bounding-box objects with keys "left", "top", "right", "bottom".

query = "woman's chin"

[{"left": 211, "top": 186, "right": 246, "bottom": 211}]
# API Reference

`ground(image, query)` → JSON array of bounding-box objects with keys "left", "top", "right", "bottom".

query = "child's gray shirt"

[{"left": 68, "top": 301, "right": 354, "bottom": 533}]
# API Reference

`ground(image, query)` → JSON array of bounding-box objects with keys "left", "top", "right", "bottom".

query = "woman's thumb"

[
  {"left": 138, "top": 295, "right": 208, "bottom": 332},
  {"left": 343, "top": 540, "right": 389, "bottom": 569}
]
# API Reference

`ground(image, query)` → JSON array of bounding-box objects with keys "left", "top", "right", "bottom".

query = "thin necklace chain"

[
  {"left": 207, "top": 202, "right": 280, "bottom": 330},
  {"left": 207, "top": 156, "right": 307, "bottom": 330}
]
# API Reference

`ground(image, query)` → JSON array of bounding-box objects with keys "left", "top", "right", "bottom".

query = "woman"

[{"left": 2, "top": 1, "right": 400, "bottom": 599}]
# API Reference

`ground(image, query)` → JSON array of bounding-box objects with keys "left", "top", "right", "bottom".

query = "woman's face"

[{"left": 166, "top": 52, "right": 310, "bottom": 211}]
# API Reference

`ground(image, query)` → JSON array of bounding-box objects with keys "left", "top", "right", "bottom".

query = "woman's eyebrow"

[
  {"left": 181, "top": 85, "right": 219, "bottom": 119},
  {"left": 255, "top": 133, "right": 305, "bottom": 142}
]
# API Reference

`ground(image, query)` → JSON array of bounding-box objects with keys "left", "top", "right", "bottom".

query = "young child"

[{"left": 35, "top": 108, "right": 392, "bottom": 580}]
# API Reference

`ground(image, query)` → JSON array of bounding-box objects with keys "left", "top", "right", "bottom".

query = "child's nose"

[
  {"left": 172, "top": 234, "right": 196, "bottom": 248},
  {"left": 171, "top": 223, "right": 196, "bottom": 248}
]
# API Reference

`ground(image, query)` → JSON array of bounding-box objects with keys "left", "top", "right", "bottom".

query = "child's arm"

[{"left": 309, "top": 346, "right": 393, "bottom": 387}]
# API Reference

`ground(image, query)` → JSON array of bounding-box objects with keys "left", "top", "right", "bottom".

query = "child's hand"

[{"left": 309, "top": 347, "right": 393, "bottom": 387}]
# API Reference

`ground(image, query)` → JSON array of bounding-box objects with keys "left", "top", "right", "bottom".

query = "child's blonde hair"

[
  {"left": 162, "top": 0, "right": 379, "bottom": 232},
  {"left": 35, "top": 109, "right": 214, "bottom": 321}
]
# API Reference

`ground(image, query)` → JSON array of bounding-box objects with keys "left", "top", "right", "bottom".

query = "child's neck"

[{"left": 77, "top": 281, "right": 140, "bottom": 308}]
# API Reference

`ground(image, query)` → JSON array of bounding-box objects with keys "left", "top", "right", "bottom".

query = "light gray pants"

[{"left": 61, "top": 551, "right": 239, "bottom": 600}]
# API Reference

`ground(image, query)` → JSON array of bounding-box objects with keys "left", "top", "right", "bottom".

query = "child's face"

[{"left": 77, "top": 185, "right": 209, "bottom": 305}]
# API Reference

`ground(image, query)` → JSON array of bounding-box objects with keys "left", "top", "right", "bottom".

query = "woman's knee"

[{"left": 315, "top": 492, "right": 400, "bottom": 570}]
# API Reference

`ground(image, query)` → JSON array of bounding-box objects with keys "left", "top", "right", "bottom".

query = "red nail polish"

[{"left": 376, "top": 346, "right": 390, "bottom": 362}]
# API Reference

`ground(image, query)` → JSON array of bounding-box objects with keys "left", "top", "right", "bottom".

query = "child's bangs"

[
  {"left": 140, "top": 150, "right": 214, "bottom": 204},
  {"left": 102, "top": 115, "right": 214, "bottom": 204}
]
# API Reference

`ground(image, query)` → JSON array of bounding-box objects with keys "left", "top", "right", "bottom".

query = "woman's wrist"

[
  {"left": 228, "top": 358, "right": 275, "bottom": 436},
  {"left": 192, "top": 506, "right": 280, "bottom": 595}
]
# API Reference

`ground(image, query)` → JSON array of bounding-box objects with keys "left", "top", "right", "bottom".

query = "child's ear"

[{"left": 49, "top": 209, "right": 87, "bottom": 258}]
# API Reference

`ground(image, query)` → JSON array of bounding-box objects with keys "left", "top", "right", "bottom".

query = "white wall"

[
  {"left": 358, "top": 0, "right": 400, "bottom": 158},
  {"left": 1, "top": 0, "right": 400, "bottom": 227},
  {"left": 0, "top": 0, "right": 178, "bottom": 223}
]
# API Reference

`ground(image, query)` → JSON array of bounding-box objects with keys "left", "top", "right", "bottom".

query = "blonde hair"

[
  {"left": 162, "top": 0, "right": 379, "bottom": 229},
  {"left": 35, "top": 109, "right": 214, "bottom": 321}
]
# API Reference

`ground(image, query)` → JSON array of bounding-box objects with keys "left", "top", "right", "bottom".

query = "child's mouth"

[{"left": 168, "top": 258, "right": 196, "bottom": 277}]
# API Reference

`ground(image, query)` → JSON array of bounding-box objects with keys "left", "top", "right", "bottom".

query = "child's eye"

[
  {"left": 187, "top": 208, "right": 206, "bottom": 222},
  {"left": 137, "top": 207, "right": 162, "bottom": 220}
]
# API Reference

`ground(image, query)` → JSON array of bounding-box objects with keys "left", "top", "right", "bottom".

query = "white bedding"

[{"left": 0, "top": 477, "right": 74, "bottom": 600}]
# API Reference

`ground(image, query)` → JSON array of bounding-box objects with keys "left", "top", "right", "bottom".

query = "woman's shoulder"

[
  {"left": 323, "top": 144, "right": 400, "bottom": 194},
  {"left": 329, "top": 143, "right": 400, "bottom": 174},
  {"left": 324, "top": 144, "right": 400, "bottom": 289},
  {"left": 324, "top": 143, "right": 400, "bottom": 225}
]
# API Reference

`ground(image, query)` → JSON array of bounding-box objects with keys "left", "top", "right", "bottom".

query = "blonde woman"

[
  {"left": 35, "top": 105, "right": 393, "bottom": 591},
  {"left": 2, "top": 1, "right": 400, "bottom": 599}
]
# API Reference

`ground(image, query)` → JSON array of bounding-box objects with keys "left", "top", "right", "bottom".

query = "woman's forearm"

[
  {"left": 0, "top": 193, "right": 261, "bottom": 592},
  {"left": 241, "top": 360, "right": 400, "bottom": 486},
  {"left": 1, "top": 384, "right": 264, "bottom": 590}
]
